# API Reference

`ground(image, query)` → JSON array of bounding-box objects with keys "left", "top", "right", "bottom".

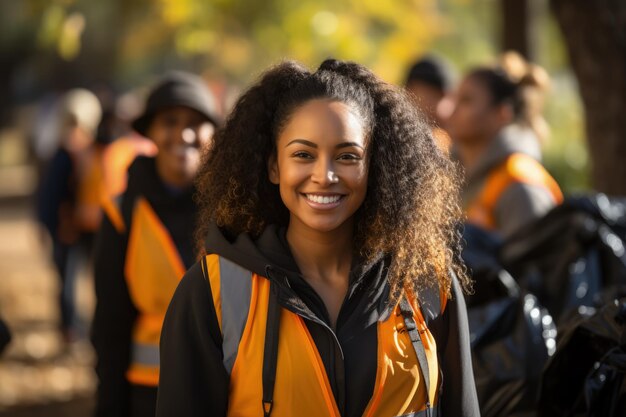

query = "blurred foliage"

[
  {"left": 430, "top": 0, "right": 500, "bottom": 75},
  {"left": 2, "top": 0, "right": 446, "bottom": 84},
  {"left": 0, "top": 0, "right": 589, "bottom": 192}
]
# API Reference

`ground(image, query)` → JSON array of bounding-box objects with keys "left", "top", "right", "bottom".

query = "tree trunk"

[
  {"left": 501, "top": 0, "right": 531, "bottom": 58},
  {"left": 550, "top": 0, "right": 626, "bottom": 195}
]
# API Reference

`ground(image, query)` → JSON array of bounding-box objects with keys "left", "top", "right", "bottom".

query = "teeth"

[{"left": 306, "top": 194, "right": 341, "bottom": 204}]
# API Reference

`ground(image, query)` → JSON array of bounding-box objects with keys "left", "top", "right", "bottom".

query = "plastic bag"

[
  {"left": 538, "top": 296, "right": 626, "bottom": 416},
  {"left": 500, "top": 194, "right": 626, "bottom": 323},
  {"left": 463, "top": 225, "right": 556, "bottom": 416}
]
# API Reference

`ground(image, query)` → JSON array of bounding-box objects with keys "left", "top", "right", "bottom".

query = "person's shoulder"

[
  {"left": 495, "top": 182, "right": 556, "bottom": 238},
  {"left": 47, "top": 147, "right": 73, "bottom": 173},
  {"left": 499, "top": 181, "right": 556, "bottom": 214},
  {"left": 178, "top": 261, "right": 210, "bottom": 297},
  {"left": 166, "top": 259, "right": 227, "bottom": 345},
  {"left": 127, "top": 156, "right": 156, "bottom": 180},
  {"left": 122, "top": 156, "right": 157, "bottom": 206}
]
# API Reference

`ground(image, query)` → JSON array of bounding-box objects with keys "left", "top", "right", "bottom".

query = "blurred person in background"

[
  {"left": 91, "top": 71, "right": 221, "bottom": 417},
  {"left": 405, "top": 55, "right": 455, "bottom": 153},
  {"left": 35, "top": 88, "right": 102, "bottom": 344},
  {"left": 445, "top": 52, "right": 563, "bottom": 238},
  {"left": 29, "top": 90, "right": 64, "bottom": 178},
  {"left": 77, "top": 87, "right": 156, "bottom": 258}
]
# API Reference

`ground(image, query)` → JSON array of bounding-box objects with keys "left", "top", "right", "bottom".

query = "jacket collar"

[{"left": 204, "top": 223, "right": 391, "bottom": 327}]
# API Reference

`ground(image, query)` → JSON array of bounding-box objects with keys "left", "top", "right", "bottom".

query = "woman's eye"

[
  {"left": 337, "top": 153, "right": 361, "bottom": 161},
  {"left": 292, "top": 151, "right": 313, "bottom": 159}
]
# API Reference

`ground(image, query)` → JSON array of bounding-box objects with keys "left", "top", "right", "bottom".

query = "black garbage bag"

[
  {"left": 463, "top": 225, "right": 556, "bottom": 417},
  {"left": 500, "top": 194, "right": 626, "bottom": 323},
  {"left": 537, "top": 294, "right": 626, "bottom": 416}
]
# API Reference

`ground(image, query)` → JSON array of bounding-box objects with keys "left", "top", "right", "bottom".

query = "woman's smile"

[{"left": 303, "top": 193, "right": 346, "bottom": 209}]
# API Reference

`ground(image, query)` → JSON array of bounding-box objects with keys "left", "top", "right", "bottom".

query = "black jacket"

[
  {"left": 35, "top": 147, "right": 74, "bottom": 242},
  {"left": 156, "top": 223, "right": 480, "bottom": 417},
  {"left": 91, "top": 157, "right": 198, "bottom": 417}
]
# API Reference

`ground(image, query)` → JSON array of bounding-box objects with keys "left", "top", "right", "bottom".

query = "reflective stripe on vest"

[
  {"left": 467, "top": 153, "right": 563, "bottom": 230},
  {"left": 125, "top": 197, "right": 186, "bottom": 386},
  {"left": 202, "top": 254, "right": 253, "bottom": 374},
  {"left": 202, "top": 254, "right": 441, "bottom": 417}
]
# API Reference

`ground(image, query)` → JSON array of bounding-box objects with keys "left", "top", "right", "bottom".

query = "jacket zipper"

[{"left": 272, "top": 269, "right": 346, "bottom": 413}]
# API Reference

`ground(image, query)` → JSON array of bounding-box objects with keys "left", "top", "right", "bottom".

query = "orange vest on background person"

[
  {"left": 106, "top": 197, "right": 186, "bottom": 387},
  {"left": 100, "top": 135, "right": 158, "bottom": 234},
  {"left": 74, "top": 145, "right": 106, "bottom": 233},
  {"left": 467, "top": 152, "right": 563, "bottom": 231},
  {"left": 201, "top": 254, "right": 445, "bottom": 417},
  {"left": 101, "top": 135, "right": 158, "bottom": 200}
]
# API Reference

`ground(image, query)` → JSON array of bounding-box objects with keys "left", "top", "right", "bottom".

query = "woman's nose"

[{"left": 312, "top": 160, "right": 339, "bottom": 185}]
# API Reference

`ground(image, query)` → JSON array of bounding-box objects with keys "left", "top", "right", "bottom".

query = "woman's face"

[
  {"left": 270, "top": 99, "right": 369, "bottom": 234},
  {"left": 446, "top": 76, "right": 507, "bottom": 146},
  {"left": 147, "top": 106, "right": 215, "bottom": 187}
]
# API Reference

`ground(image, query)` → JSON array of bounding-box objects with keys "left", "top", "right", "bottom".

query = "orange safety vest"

[
  {"left": 74, "top": 145, "right": 106, "bottom": 233},
  {"left": 101, "top": 136, "right": 158, "bottom": 200},
  {"left": 106, "top": 197, "right": 186, "bottom": 386},
  {"left": 467, "top": 153, "right": 563, "bottom": 231},
  {"left": 99, "top": 136, "right": 158, "bottom": 234},
  {"left": 201, "top": 254, "right": 446, "bottom": 417}
]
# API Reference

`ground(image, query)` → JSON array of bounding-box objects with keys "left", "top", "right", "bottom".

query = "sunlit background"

[
  {"left": 0, "top": 0, "right": 591, "bottom": 194},
  {"left": 2, "top": 0, "right": 623, "bottom": 415}
]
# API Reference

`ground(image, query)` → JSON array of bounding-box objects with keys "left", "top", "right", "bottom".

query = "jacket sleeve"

[
  {"left": 495, "top": 182, "right": 556, "bottom": 239},
  {"left": 91, "top": 214, "right": 136, "bottom": 417},
  {"left": 435, "top": 276, "right": 481, "bottom": 417},
  {"left": 156, "top": 261, "right": 229, "bottom": 417}
]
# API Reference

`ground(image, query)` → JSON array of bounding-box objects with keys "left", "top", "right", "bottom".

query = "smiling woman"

[{"left": 157, "top": 60, "right": 480, "bottom": 417}]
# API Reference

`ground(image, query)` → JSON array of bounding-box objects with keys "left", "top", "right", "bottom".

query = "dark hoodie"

[
  {"left": 92, "top": 156, "right": 198, "bottom": 417},
  {"left": 156, "top": 223, "right": 480, "bottom": 417}
]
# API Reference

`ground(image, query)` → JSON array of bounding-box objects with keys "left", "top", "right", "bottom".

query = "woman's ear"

[{"left": 268, "top": 152, "right": 279, "bottom": 185}]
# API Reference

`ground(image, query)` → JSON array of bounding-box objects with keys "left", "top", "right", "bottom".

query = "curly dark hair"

[{"left": 195, "top": 59, "right": 470, "bottom": 301}]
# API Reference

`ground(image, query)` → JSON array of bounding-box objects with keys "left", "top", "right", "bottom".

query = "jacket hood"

[
  {"left": 204, "top": 222, "right": 391, "bottom": 326},
  {"left": 204, "top": 222, "right": 298, "bottom": 278},
  {"left": 205, "top": 222, "right": 386, "bottom": 283}
]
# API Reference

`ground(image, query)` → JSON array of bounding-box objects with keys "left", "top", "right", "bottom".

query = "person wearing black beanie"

[
  {"left": 405, "top": 55, "right": 455, "bottom": 152},
  {"left": 91, "top": 71, "right": 221, "bottom": 417}
]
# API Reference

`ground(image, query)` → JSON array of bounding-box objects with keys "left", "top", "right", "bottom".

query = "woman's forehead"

[{"left": 278, "top": 99, "right": 367, "bottom": 146}]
